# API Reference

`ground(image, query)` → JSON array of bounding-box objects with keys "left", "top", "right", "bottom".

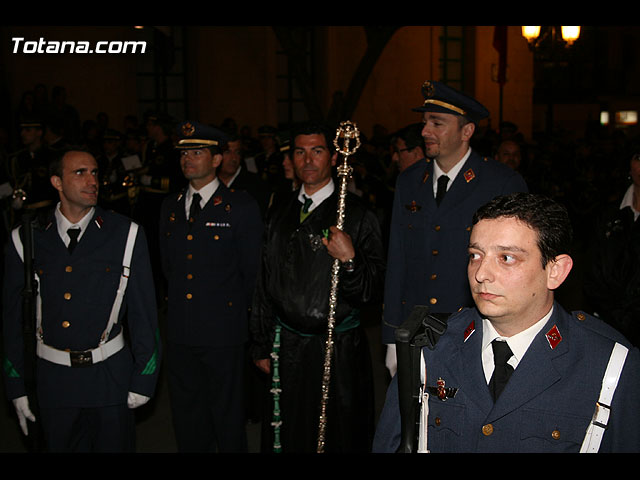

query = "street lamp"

[
  {"left": 522, "top": 26, "right": 581, "bottom": 49},
  {"left": 522, "top": 26, "right": 582, "bottom": 136}
]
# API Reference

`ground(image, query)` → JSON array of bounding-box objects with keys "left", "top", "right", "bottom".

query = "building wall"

[
  {"left": 324, "top": 25, "right": 534, "bottom": 143},
  {"left": 349, "top": 26, "right": 438, "bottom": 140},
  {"left": 1, "top": 25, "right": 535, "bottom": 148},
  {"left": 1, "top": 25, "right": 140, "bottom": 136},
  {"left": 474, "top": 26, "right": 535, "bottom": 142},
  {"left": 185, "top": 26, "right": 279, "bottom": 130}
]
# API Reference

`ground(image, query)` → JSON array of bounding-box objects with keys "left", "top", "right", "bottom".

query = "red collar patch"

[
  {"left": 545, "top": 324, "right": 562, "bottom": 349},
  {"left": 463, "top": 321, "right": 475, "bottom": 342},
  {"left": 464, "top": 168, "right": 475, "bottom": 183}
]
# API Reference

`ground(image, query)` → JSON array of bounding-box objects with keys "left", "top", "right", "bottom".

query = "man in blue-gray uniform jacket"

[
  {"left": 373, "top": 193, "right": 640, "bottom": 453},
  {"left": 2, "top": 149, "right": 160, "bottom": 452},
  {"left": 382, "top": 81, "right": 528, "bottom": 375},
  {"left": 159, "top": 121, "right": 262, "bottom": 452}
]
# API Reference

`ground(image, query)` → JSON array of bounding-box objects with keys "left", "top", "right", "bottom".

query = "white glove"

[
  {"left": 12, "top": 396, "right": 36, "bottom": 436},
  {"left": 127, "top": 391, "right": 150, "bottom": 409},
  {"left": 385, "top": 344, "right": 397, "bottom": 377}
]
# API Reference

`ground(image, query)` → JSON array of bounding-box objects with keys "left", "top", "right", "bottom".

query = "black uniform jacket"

[
  {"left": 159, "top": 182, "right": 263, "bottom": 347},
  {"left": 2, "top": 207, "right": 160, "bottom": 409},
  {"left": 250, "top": 188, "right": 385, "bottom": 360},
  {"left": 230, "top": 167, "right": 271, "bottom": 217},
  {"left": 374, "top": 304, "right": 640, "bottom": 453},
  {"left": 382, "top": 151, "right": 528, "bottom": 343},
  {"left": 584, "top": 202, "right": 640, "bottom": 346}
]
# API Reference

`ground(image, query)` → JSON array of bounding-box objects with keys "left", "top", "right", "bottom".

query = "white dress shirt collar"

[
  {"left": 620, "top": 184, "right": 640, "bottom": 221},
  {"left": 481, "top": 306, "right": 554, "bottom": 383},
  {"left": 185, "top": 177, "right": 220, "bottom": 219},
  {"left": 225, "top": 165, "right": 242, "bottom": 187},
  {"left": 298, "top": 178, "right": 335, "bottom": 213},
  {"left": 55, "top": 202, "right": 95, "bottom": 247},
  {"left": 432, "top": 147, "right": 471, "bottom": 196}
]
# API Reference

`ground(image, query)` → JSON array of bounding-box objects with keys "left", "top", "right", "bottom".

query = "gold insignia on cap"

[
  {"left": 182, "top": 122, "right": 196, "bottom": 137},
  {"left": 422, "top": 81, "right": 435, "bottom": 98}
]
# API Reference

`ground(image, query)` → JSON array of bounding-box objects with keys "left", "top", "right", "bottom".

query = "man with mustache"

[
  {"left": 373, "top": 193, "right": 640, "bottom": 452},
  {"left": 250, "top": 122, "right": 385, "bottom": 453},
  {"left": 3, "top": 149, "right": 160, "bottom": 452},
  {"left": 382, "top": 81, "right": 528, "bottom": 377}
]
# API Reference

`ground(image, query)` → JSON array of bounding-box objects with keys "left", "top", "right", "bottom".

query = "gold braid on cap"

[
  {"left": 421, "top": 81, "right": 467, "bottom": 116},
  {"left": 177, "top": 139, "right": 219, "bottom": 147},
  {"left": 423, "top": 99, "right": 467, "bottom": 116}
]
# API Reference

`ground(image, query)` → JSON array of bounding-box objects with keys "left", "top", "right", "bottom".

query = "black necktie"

[
  {"left": 67, "top": 228, "right": 80, "bottom": 253},
  {"left": 489, "top": 340, "right": 514, "bottom": 401},
  {"left": 436, "top": 175, "right": 449, "bottom": 206},
  {"left": 189, "top": 193, "right": 202, "bottom": 222}
]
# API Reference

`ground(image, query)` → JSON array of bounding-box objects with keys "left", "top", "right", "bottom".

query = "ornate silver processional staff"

[{"left": 317, "top": 120, "right": 361, "bottom": 453}]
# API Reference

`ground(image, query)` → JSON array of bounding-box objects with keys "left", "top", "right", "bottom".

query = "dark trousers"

[
  {"left": 40, "top": 404, "right": 135, "bottom": 452},
  {"left": 167, "top": 341, "right": 248, "bottom": 453},
  {"left": 261, "top": 326, "right": 375, "bottom": 453}
]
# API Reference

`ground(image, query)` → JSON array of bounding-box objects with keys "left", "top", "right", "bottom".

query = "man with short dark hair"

[
  {"left": 495, "top": 139, "right": 522, "bottom": 171},
  {"left": 390, "top": 122, "right": 425, "bottom": 173},
  {"left": 382, "top": 81, "right": 528, "bottom": 376},
  {"left": 374, "top": 193, "right": 640, "bottom": 453},
  {"left": 254, "top": 125, "right": 285, "bottom": 192},
  {"left": 218, "top": 133, "right": 270, "bottom": 216},
  {"left": 250, "top": 122, "right": 385, "bottom": 453},
  {"left": 159, "top": 121, "right": 262, "bottom": 452},
  {"left": 3, "top": 149, "right": 160, "bottom": 452}
]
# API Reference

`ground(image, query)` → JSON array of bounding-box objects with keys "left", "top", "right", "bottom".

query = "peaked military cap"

[
  {"left": 413, "top": 80, "right": 489, "bottom": 124},
  {"left": 175, "top": 121, "right": 229, "bottom": 150},
  {"left": 258, "top": 125, "right": 278, "bottom": 137},
  {"left": 145, "top": 111, "right": 174, "bottom": 128},
  {"left": 102, "top": 128, "right": 122, "bottom": 141},
  {"left": 278, "top": 131, "right": 291, "bottom": 153},
  {"left": 19, "top": 117, "right": 44, "bottom": 129}
]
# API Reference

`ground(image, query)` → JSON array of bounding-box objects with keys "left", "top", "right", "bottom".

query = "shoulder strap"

[
  {"left": 13, "top": 221, "right": 140, "bottom": 345},
  {"left": 11, "top": 226, "right": 24, "bottom": 262},
  {"left": 100, "top": 221, "right": 139, "bottom": 344},
  {"left": 580, "top": 342, "right": 629, "bottom": 453}
]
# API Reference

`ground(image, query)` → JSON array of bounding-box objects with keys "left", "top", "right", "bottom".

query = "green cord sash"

[{"left": 269, "top": 310, "right": 360, "bottom": 452}]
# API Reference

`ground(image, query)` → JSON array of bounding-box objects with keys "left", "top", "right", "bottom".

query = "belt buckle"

[{"left": 69, "top": 350, "right": 93, "bottom": 367}]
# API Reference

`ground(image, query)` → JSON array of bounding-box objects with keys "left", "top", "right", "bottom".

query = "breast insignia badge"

[
  {"left": 405, "top": 200, "right": 422, "bottom": 212},
  {"left": 428, "top": 377, "right": 458, "bottom": 401}
]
